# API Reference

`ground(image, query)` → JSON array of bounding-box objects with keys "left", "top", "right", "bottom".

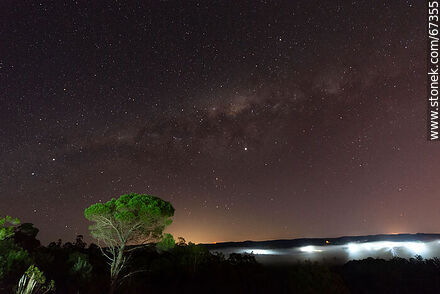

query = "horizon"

[{"left": 34, "top": 229, "right": 440, "bottom": 246}]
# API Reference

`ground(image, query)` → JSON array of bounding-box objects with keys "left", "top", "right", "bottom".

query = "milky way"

[{"left": 0, "top": 1, "right": 434, "bottom": 244}]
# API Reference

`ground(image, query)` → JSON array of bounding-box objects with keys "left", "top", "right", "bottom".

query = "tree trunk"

[
  {"left": 109, "top": 278, "right": 117, "bottom": 294},
  {"left": 109, "top": 246, "right": 124, "bottom": 294}
]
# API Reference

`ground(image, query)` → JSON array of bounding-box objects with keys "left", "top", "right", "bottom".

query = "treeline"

[
  {"left": 2, "top": 192, "right": 440, "bottom": 294},
  {"left": 2, "top": 224, "right": 440, "bottom": 293},
  {"left": 0, "top": 223, "right": 347, "bottom": 293}
]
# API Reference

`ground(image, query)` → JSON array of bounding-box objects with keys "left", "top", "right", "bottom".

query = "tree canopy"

[
  {"left": 84, "top": 193, "right": 175, "bottom": 293},
  {"left": 0, "top": 215, "right": 20, "bottom": 241},
  {"left": 85, "top": 193, "right": 174, "bottom": 246}
]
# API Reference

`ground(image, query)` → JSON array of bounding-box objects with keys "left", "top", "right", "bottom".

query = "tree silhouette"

[{"left": 84, "top": 193, "right": 174, "bottom": 294}]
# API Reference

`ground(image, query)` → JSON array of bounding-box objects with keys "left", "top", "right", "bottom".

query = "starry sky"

[{"left": 0, "top": 0, "right": 434, "bottom": 244}]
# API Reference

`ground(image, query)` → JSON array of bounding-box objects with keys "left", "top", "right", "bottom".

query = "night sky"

[{"left": 0, "top": 1, "right": 434, "bottom": 244}]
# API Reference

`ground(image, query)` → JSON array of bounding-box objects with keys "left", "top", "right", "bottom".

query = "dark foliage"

[
  {"left": 2, "top": 229, "right": 440, "bottom": 293},
  {"left": 337, "top": 256, "right": 440, "bottom": 294}
]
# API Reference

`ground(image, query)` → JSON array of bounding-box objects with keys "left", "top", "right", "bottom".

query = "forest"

[{"left": 1, "top": 194, "right": 440, "bottom": 294}]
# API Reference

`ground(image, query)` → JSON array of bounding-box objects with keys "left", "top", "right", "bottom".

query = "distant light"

[
  {"left": 244, "top": 147, "right": 248, "bottom": 151},
  {"left": 300, "top": 246, "right": 315, "bottom": 253},
  {"left": 240, "top": 249, "right": 278, "bottom": 255},
  {"left": 214, "top": 240, "right": 440, "bottom": 262},
  {"left": 347, "top": 241, "right": 428, "bottom": 256},
  {"left": 402, "top": 242, "right": 426, "bottom": 254},
  {"left": 300, "top": 245, "right": 322, "bottom": 253},
  {"left": 250, "top": 249, "right": 270, "bottom": 255},
  {"left": 347, "top": 243, "right": 360, "bottom": 253}
]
